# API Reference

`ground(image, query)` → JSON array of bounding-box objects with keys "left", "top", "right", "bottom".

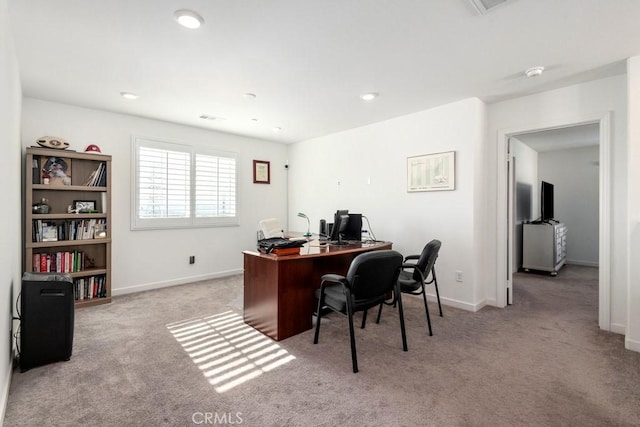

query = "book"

[
  {"left": 32, "top": 254, "right": 40, "bottom": 272},
  {"left": 271, "top": 247, "right": 301, "bottom": 256}
]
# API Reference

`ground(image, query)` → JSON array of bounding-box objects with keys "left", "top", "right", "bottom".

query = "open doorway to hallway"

[{"left": 509, "top": 123, "right": 600, "bottom": 314}]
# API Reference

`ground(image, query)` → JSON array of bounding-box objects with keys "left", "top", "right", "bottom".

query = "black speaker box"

[
  {"left": 20, "top": 273, "right": 74, "bottom": 372},
  {"left": 319, "top": 219, "right": 327, "bottom": 236}
]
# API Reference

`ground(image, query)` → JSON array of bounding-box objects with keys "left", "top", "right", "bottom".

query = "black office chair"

[
  {"left": 377, "top": 239, "right": 442, "bottom": 336},
  {"left": 313, "top": 250, "right": 407, "bottom": 373}
]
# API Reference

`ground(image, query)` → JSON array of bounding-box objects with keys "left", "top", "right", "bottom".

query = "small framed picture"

[
  {"left": 41, "top": 225, "right": 58, "bottom": 242},
  {"left": 253, "top": 160, "right": 270, "bottom": 184},
  {"left": 93, "top": 223, "right": 107, "bottom": 239},
  {"left": 74, "top": 200, "right": 96, "bottom": 213}
]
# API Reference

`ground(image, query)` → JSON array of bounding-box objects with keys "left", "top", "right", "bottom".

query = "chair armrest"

[
  {"left": 404, "top": 254, "right": 420, "bottom": 262},
  {"left": 320, "top": 274, "right": 351, "bottom": 295},
  {"left": 321, "top": 273, "right": 347, "bottom": 285}
]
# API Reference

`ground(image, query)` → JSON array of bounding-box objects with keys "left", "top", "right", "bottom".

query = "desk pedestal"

[{"left": 243, "top": 241, "right": 391, "bottom": 341}]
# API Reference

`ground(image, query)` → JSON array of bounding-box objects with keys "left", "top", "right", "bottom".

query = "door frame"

[{"left": 496, "top": 112, "right": 611, "bottom": 331}]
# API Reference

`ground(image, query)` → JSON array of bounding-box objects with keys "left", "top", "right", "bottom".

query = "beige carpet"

[{"left": 4, "top": 265, "right": 640, "bottom": 426}]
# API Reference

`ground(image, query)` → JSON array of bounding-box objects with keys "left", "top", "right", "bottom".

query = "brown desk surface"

[{"left": 243, "top": 240, "right": 392, "bottom": 341}]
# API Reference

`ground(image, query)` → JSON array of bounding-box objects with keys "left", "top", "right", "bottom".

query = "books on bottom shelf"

[
  {"left": 74, "top": 275, "right": 107, "bottom": 301},
  {"left": 32, "top": 251, "right": 85, "bottom": 273}
]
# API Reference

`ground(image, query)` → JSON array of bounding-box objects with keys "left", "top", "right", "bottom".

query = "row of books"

[
  {"left": 74, "top": 275, "right": 107, "bottom": 301},
  {"left": 32, "top": 251, "right": 87, "bottom": 273},
  {"left": 33, "top": 219, "right": 106, "bottom": 242},
  {"left": 84, "top": 162, "right": 107, "bottom": 187}
]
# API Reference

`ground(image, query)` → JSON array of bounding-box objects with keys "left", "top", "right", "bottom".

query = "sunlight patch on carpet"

[{"left": 167, "top": 311, "right": 295, "bottom": 393}]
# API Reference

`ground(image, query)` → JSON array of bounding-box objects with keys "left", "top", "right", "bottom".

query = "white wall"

[
  {"left": 0, "top": 0, "right": 22, "bottom": 420},
  {"left": 627, "top": 56, "right": 640, "bottom": 352},
  {"left": 21, "top": 98, "right": 288, "bottom": 295},
  {"left": 539, "top": 146, "right": 599, "bottom": 266},
  {"left": 288, "top": 98, "right": 488, "bottom": 311},
  {"left": 511, "top": 137, "right": 538, "bottom": 269},
  {"left": 488, "top": 75, "right": 628, "bottom": 332}
]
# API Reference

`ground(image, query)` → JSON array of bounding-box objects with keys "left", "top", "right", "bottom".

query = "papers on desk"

[{"left": 259, "top": 218, "right": 284, "bottom": 239}]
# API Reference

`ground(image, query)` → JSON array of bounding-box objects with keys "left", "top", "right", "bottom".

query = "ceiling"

[
  {"left": 7, "top": 0, "right": 640, "bottom": 144},
  {"left": 514, "top": 123, "right": 600, "bottom": 152}
]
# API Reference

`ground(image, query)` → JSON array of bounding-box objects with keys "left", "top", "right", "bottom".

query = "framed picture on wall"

[
  {"left": 253, "top": 160, "right": 270, "bottom": 184},
  {"left": 407, "top": 151, "right": 455, "bottom": 192}
]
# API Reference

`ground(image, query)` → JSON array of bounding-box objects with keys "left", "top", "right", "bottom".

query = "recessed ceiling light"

[
  {"left": 120, "top": 92, "right": 138, "bottom": 100},
  {"left": 174, "top": 9, "right": 204, "bottom": 29},
  {"left": 243, "top": 93, "right": 257, "bottom": 99},
  {"left": 360, "top": 92, "right": 378, "bottom": 101},
  {"left": 272, "top": 127, "right": 282, "bottom": 132},
  {"left": 525, "top": 66, "right": 545, "bottom": 78}
]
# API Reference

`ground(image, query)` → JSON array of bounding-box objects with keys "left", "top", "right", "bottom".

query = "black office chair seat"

[
  {"left": 398, "top": 270, "right": 422, "bottom": 293},
  {"left": 314, "top": 281, "right": 387, "bottom": 314}
]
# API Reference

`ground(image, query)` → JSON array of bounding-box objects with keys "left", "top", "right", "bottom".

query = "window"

[{"left": 132, "top": 136, "right": 238, "bottom": 229}]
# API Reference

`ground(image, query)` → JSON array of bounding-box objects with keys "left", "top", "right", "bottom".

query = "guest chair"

[
  {"left": 313, "top": 250, "right": 407, "bottom": 373},
  {"left": 377, "top": 239, "right": 442, "bottom": 336}
]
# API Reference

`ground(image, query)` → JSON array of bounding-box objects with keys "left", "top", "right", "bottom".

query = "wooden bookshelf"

[{"left": 24, "top": 147, "right": 112, "bottom": 307}]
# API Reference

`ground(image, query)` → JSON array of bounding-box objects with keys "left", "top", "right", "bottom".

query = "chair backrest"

[
  {"left": 346, "top": 250, "right": 403, "bottom": 301},
  {"left": 413, "top": 239, "right": 442, "bottom": 282}
]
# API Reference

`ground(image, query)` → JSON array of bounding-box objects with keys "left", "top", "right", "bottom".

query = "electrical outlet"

[
  {"left": 455, "top": 271, "right": 463, "bottom": 282},
  {"left": 189, "top": 256, "right": 195, "bottom": 264}
]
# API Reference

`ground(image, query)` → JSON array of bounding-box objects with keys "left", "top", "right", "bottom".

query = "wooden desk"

[{"left": 243, "top": 241, "right": 392, "bottom": 341}]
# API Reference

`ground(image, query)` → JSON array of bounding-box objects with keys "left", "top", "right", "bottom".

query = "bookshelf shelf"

[
  {"left": 28, "top": 239, "right": 112, "bottom": 249},
  {"left": 25, "top": 147, "right": 112, "bottom": 307},
  {"left": 32, "top": 213, "right": 107, "bottom": 221},
  {"left": 32, "top": 184, "right": 107, "bottom": 192}
]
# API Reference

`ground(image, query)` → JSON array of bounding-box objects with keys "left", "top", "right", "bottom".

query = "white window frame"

[{"left": 131, "top": 135, "right": 238, "bottom": 230}]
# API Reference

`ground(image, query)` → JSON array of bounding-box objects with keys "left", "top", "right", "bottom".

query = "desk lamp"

[{"left": 297, "top": 212, "right": 312, "bottom": 237}]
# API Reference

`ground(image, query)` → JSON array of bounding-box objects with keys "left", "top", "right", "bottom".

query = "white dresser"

[{"left": 522, "top": 222, "right": 567, "bottom": 276}]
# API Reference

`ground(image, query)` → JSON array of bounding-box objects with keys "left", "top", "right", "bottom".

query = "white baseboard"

[
  {"left": 0, "top": 355, "right": 14, "bottom": 427},
  {"left": 419, "top": 293, "right": 486, "bottom": 312},
  {"left": 112, "top": 269, "right": 243, "bottom": 296},
  {"left": 626, "top": 337, "right": 640, "bottom": 353},
  {"left": 610, "top": 322, "right": 626, "bottom": 335},
  {"left": 566, "top": 260, "right": 599, "bottom": 267}
]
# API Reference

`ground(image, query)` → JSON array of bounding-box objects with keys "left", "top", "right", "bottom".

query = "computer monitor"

[
  {"left": 341, "top": 213, "right": 362, "bottom": 242},
  {"left": 329, "top": 209, "right": 349, "bottom": 244}
]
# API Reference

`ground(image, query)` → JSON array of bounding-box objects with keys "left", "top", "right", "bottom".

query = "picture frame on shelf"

[
  {"left": 41, "top": 156, "right": 72, "bottom": 185},
  {"left": 41, "top": 225, "right": 58, "bottom": 242},
  {"left": 93, "top": 223, "right": 107, "bottom": 239},
  {"left": 253, "top": 160, "right": 270, "bottom": 184},
  {"left": 74, "top": 200, "right": 96, "bottom": 213}
]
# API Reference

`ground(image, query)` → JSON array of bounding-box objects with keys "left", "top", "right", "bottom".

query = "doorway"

[{"left": 496, "top": 112, "right": 612, "bottom": 331}]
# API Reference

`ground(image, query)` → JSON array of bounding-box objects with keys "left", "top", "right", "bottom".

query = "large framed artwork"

[{"left": 407, "top": 151, "right": 455, "bottom": 192}]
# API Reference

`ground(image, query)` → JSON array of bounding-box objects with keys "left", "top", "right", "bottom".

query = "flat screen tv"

[{"left": 541, "top": 181, "right": 554, "bottom": 222}]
